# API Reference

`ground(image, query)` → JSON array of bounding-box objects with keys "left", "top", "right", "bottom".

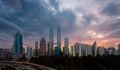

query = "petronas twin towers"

[{"left": 48, "top": 26, "right": 61, "bottom": 56}]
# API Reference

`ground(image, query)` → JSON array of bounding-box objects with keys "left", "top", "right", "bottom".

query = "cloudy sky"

[{"left": 0, "top": 0, "right": 120, "bottom": 49}]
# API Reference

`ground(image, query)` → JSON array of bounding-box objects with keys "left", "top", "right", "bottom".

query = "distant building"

[
  {"left": 71, "top": 46, "right": 75, "bottom": 56},
  {"left": 22, "top": 47, "right": 25, "bottom": 54},
  {"left": 97, "top": 47, "right": 105, "bottom": 56},
  {"left": 118, "top": 44, "right": 120, "bottom": 55},
  {"left": 35, "top": 41, "right": 39, "bottom": 56},
  {"left": 92, "top": 42, "right": 97, "bottom": 56},
  {"left": 71, "top": 43, "right": 92, "bottom": 57},
  {"left": 0, "top": 48, "right": 12, "bottom": 59},
  {"left": 86, "top": 45, "right": 92, "bottom": 56},
  {"left": 27, "top": 46, "right": 33, "bottom": 57},
  {"left": 39, "top": 37, "right": 46, "bottom": 56},
  {"left": 48, "top": 27, "right": 54, "bottom": 56},
  {"left": 13, "top": 32, "right": 23, "bottom": 54},
  {"left": 54, "top": 46, "right": 61, "bottom": 56},
  {"left": 63, "top": 37, "right": 69, "bottom": 56},
  {"left": 107, "top": 47, "right": 116, "bottom": 55},
  {"left": 57, "top": 26, "right": 61, "bottom": 52}
]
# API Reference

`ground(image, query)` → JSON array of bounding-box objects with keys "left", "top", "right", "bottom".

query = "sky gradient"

[{"left": 0, "top": 0, "right": 120, "bottom": 49}]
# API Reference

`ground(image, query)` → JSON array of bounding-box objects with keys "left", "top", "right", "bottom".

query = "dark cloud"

[
  {"left": 0, "top": 18, "right": 22, "bottom": 32},
  {"left": 0, "top": 0, "right": 119, "bottom": 48},
  {"left": 101, "top": 2, "right": 120, "bottom": 16},
  {"left": 0, "top": 0, "right": 76, "bottom": 47},
  {"left": 93, "top": 19, "right": 120, "bottom": 38}
]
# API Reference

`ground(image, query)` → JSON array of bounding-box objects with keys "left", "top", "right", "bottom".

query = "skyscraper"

[
  {"left": 92, "top": 42, "right": 97, "bottom": 56},
  {"left": 27, "top": 46, "right": 33, "bottom": 56},
  {"left": 118, "top": 44, "right": 120, "bottom": 55},
  {"left": 71, "top": 46, "right": 75, "bottom": 56},
  {"left": 97, "top": 47, "right": 105, "bottom": 56},
  {"left": 48, "top": 27, "right": 54, "bottom": 56},
  {"left": 57, "top": 26, "right": 61, "bottom": 50},
  {"left": 13, "top": 32, "right": 23, "bottom": 54},
  {"left": 63, "top": 37, "right": 69, "bottom": 55},
  {"left": 39, "top": 37, "right": 46, "bottom": 56},
  {"left": 35, "top": 41, "right": 38, "bottom": 56}
]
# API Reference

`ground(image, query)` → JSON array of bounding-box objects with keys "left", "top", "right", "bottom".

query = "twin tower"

[{"left": 48, "top": 26, "right": 61, "bottom": 56}]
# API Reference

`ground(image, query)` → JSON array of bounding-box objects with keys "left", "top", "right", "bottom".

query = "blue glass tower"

[{"left": 13, "top": 32, "right": 23, "bottom": 54}]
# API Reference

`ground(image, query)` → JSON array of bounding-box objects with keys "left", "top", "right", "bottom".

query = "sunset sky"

[{"left": 0, "top": 0, "right": 120, "bottom": 49}]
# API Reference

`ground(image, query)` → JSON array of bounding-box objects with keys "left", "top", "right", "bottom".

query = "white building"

[
  {"left": 63, "top": 37, "right": 69, "bottom": 56},
  {"left": 97, "top": 47, "right": 105, "bottom": 56},
  {"left": 71, "top": 43, "right": 92, "bottom": 57},
  {"left": 71, "top": 46, "right": 75, "bottom": 56}
]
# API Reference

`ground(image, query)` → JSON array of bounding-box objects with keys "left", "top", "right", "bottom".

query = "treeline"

[{"left": 29, "top": 55, "right": 120, "bottom": 70}]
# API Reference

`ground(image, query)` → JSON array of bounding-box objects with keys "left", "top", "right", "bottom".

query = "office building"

[
  {"left": 118, "top": 44, "right": 120, "bottom": 55},
  {"left": 57, "top": 26, "right": 61, "bottom": 51},
  {"left": 35, "top": 41, "right": 39, "bottom": 56},
  {"left": 63, "top": 37, "right": 69, "bottom": 55},
  {"left": 48, "top": 27, "right": 54, "bottom": 56},
  {"left": 97, "top": 47, "right": 105, "bottom": 56},
  {"left": 13, "top": 32, "right": 23, "bottom": 54},
  {"left": 92, "top": 42, "right": 97, "bottom": 56},
  {"left": 39, "top": 37, "right": 46, "bottom": 56}
]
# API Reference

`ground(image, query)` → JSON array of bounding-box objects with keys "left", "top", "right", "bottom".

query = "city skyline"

[{"left": 0, "top": 0, "right": 120, "bottom": 49}]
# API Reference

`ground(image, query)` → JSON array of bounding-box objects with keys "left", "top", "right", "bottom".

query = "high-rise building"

[
  {"left": 63, "top": 37, "right": 69, "bottom": 55},
  {"left": 75, "top": 43, "right": 82, "bottom": 56},
  {"left": 35, "top": 41, "right": 38, "bottom": 56},
  {"left": 71, "top": 43, "right": 92, "bottom": 57},
  {"left": 118, "top": 44, "right": 120, "bottom": 55},
  {"left": 13, "top": 32, "right": 23, "bottom": 54},
  {"left": 97, "top": 47, "right": 105, "bottom": 56},
  {"left": 39, "top": 37, "right": 46, "bottom": 56},
  {"left": 57, "top": 26, "right": 61, "bottom": 51},
  {"left": 48, "top": 27, "right": 54, "bottom": 56},
  {"left": 107, "top": 47, "right": 116, "bottom": 55},
  {"left": 71, "top": 46, "right": 75, "bottom": 56},
  {"left": 54, "top": 46, "right": 61, "bottom": 56},
  {"left": 92, "top": 42, "right": 97, "bottom": 56},
  {"left": 27, "top": 46, "right": 33, "bottom": 56}
]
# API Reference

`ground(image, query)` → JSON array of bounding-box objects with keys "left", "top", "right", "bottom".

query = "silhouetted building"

[
  {"left": 71, "top": 46, "right": 75, "bottom": 56},
  {"left": 107, "top": 47, "right": 117, "bottom": 55},
  {"left": 39, "top": 37, "right": 46, "bottom": 56},
  {"left": 35, "top": 41, "right": 38, "bottom": 56},
  {"left": 71, "top": 43, "right": 92, "bottom": 57},
  {"left": 0, "top": 48, "right": 12, "bottom": 59},
  {"left": 92, "top": 42, "right": 97, "bottom": 56},
  {"left": 75, "top": 43, "right": 81, "bottom": 56},
  {"left": 57, "top": 26, "right": 61, "bottom": 52},
  {"left": 27, "top": 46, "right": 33, "bottom": 57},
  {"left": 48, "top": 27, "right": 54, "bottom": 56},
  {"left": 54, "top": 47, "right": 61, "bottom": 56},
  {"left": 97, "top": 47, "right": 105, "bottom": 56},
  {"left": 86, "top": 45, "right": 92, "bottom": 56},
  {"left": 118, "top": 44, "right": 120, "bottom": 55},
  {"left": 13, "top": 32, "right": 23, "bottom": 54}
]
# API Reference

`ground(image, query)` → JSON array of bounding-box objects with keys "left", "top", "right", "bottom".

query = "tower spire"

[
  {"left": 48, "top": 26, "right": 54, "bottom": 56},
  {"left": 57, "top": 26, "right": 61, "bottom": 49}
]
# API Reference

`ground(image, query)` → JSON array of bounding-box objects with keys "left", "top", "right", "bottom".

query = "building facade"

[
  {"left": 63, "top": 37, "right": 69, "bottom": 55},
  {"left": 39, "top": 37, "right": 46, "bottom": 56},
  {"left": 48, "top": 27, "right": 54, "bottom": 56},
  {"left": 13, "top": 32, "right": 23, "bottom": 54}
]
